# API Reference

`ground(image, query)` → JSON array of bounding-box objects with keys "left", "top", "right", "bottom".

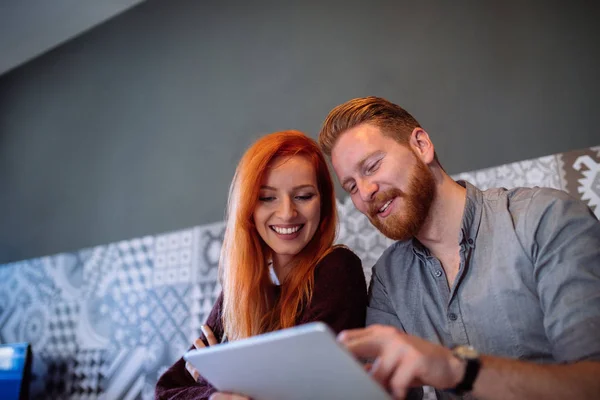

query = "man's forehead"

[
  {"left": 340, "top": 123, "right": 382, "bottom": 143},
  {"left": 332, "top": 125, "right": 383, "bottom": 164}
]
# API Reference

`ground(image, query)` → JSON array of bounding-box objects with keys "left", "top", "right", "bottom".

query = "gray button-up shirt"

[{"left": 367, "top": 181, "right": 600, "bottom": 364}]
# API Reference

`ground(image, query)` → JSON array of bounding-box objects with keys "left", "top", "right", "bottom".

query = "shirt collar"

[
  {"left": 267, "top": 261, "right": 281, "bottom": 286},
  {"left": 457, "top": 180, "right": 483, "bottom": 248},
  {"left": 411, "top": 180, "right": 483, "bottom": 257}
]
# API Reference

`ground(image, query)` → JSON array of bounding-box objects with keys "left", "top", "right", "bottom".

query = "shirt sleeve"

[
  {"left": 297, "top": 247, "right": 368, "bottom": 334},
  {"left": 155, "top": 293, "right": 224, "bottom": 400},
  {"left": 366, "top": 263, "right": 405, "bottom": 330},
  {"left": 525, "top": 189, "right": 600, "bottom": 362}
]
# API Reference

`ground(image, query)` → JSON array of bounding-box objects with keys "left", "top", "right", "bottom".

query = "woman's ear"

[{"left": 409, "top": 128, "right": 435, "bottom": 165}]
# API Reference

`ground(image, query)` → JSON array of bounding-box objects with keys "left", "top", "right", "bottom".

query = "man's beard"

[{"left": 367, "top": 159, "right": 435, "bottom": 241}]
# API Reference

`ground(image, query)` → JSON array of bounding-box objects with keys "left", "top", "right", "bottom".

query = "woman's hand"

[
  {"left": 185, "top": 325, "right": 218, "bottom": 381},
  {"left": 185, "top": 326, "right": 251, "bottom": 399}
]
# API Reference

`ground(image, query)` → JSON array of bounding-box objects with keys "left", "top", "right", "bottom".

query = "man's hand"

[{"left": 339, "top": 324, "right": 465, "bottom": 399}]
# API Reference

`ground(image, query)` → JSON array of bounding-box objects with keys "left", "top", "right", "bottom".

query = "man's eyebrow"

[{"left": 340, "top": 150, "right": 383, "bottom": 188}]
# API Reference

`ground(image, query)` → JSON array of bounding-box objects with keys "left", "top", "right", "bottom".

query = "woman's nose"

[{"left": 277, "top": 197, "right": 298, "bottom": 220}]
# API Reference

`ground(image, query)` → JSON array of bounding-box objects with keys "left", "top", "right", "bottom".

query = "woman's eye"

[
  {"left": 259, "top": 196, "right": 275, "bottom": 202},
  {"left": 295, "top": 194, "right": 315, "bottom": 201}
]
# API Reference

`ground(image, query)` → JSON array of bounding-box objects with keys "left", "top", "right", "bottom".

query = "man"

[{"left": 318, "top": 96, "right": 600, "bottom": 399}]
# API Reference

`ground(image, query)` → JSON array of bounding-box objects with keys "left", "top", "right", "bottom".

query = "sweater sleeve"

[
  {"left": 155, "top": 293, "right": 224, "bottom": 400},
  {"left": 297, "top": 247, "right": 368, "bottom": 334}
]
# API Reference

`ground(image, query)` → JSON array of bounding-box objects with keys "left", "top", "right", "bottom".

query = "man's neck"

[{"left": 416, "top": 170, "right": 467, "bottom": 255}]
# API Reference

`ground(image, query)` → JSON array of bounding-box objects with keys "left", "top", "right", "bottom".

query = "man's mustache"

[{"left": 367, "top": 188, "right": 404, "bottom": 217}]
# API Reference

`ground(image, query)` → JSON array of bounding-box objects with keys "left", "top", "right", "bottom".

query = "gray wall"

[
  {"left": 0, "top": 0, "right": 145, "bottom": 75},
  {"left": 1, "top": 0, "right": 599, "bottom": 264}
]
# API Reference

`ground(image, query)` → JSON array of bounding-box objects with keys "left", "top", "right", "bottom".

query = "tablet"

[{"left": 184, "top": 322, "right": 391, "bottom": 400}]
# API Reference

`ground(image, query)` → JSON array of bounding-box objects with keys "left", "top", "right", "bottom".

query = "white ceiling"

[{"left": 0, "top": 0, "right": 145, "bottom": 76}]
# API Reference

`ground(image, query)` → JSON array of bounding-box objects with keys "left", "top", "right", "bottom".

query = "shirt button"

[
  {"left": 448, "top": 313, "right": 458, "bottom": 321},
  {"left": 434, "top": 270, "right": 443, "bottom": 277},
  {"left": 468, "top": 238, "right": 474, "bottom": 245}
]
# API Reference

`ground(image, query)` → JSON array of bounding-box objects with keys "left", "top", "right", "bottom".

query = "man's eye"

[
  {"left": 348, "top": 184, "right": 357, "bottom": 194},
  {"left": 366, "top": 159, "right": 381, "bottom": 174}
]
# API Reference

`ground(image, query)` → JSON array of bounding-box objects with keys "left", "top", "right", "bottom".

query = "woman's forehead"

[{"left": 263, "top": 155, "right": 317, "bottom": 186}]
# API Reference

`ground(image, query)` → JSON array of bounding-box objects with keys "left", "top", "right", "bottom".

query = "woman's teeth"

[{"left": 272, "top": 225, "right": 302, "bottom": 235}]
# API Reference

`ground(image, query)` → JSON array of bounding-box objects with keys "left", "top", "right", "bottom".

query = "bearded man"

[{"left": 318, "top": 96, "right": 600, "bottom": 399}]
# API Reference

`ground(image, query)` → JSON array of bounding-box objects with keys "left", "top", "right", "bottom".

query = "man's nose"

[{"left": 357, "top": 179, "right": 378, "bottom": 203}]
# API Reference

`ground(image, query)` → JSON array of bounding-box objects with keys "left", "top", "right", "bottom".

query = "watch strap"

[{"left": 451, "top": 355, "right": 481, "bottom": 395}]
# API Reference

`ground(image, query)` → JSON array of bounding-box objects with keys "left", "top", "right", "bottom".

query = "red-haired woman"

[{"left": 155, "top": 131, "right": 367, "bottom": 400}]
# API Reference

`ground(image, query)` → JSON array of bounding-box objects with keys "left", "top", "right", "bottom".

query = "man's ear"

[{"left": 409, "top": 128, "right": 435, "bottom": 165}]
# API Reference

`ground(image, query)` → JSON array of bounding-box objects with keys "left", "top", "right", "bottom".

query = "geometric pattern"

[
  {"left": 71, "top": 349, "right": 105, "bottom": 398},
  {"left": 451, "top": 147, "right": 600, "bottom": 219},
  {"left": 336, "top": 198, "right": 394, "bottom": 285},
  {"left": 561, "top": 146, "right": 600, "bottom": 214},
  {"left": 153, "top": 232, "right": 188, "bottom": 287},
  {"left": 0, "top": 228, "right": 219, "bottom": 399},
  {"left": 39, "top": 352, "right": 75, "bottom": 398},
  {"left": 0, "top": 146, "right": 597, "bottom": 399},
  {"left": 115, "top": 236, "right": 154, "bottom": 294},
  {"left": 452, "top": 154, "right": 563, "bottom": 191},
  {"left": 46, "top": 301, "right": 80, "bottom": 354}
]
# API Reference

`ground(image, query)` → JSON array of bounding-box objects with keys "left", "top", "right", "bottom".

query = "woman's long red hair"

[{"left": 219, "top": 130, "right": 338, "bottom": 341}]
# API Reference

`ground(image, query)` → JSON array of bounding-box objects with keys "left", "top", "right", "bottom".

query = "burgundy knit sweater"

[{"left": 155, "top": 247, "right": 367, "bottom": 400}]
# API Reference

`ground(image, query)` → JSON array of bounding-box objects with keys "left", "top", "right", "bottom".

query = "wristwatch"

[{"left": 450, "top": 345, "right": 481, "bottom": 395}]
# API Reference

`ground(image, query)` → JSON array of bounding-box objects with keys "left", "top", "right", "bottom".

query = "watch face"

[{"left": 455, "top": 345, "right": 478, "bottom": 359}]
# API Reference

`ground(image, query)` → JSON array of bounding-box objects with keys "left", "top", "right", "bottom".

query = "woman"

[{"left": 155, "top": 130, "right": 367, "bottom": 400}]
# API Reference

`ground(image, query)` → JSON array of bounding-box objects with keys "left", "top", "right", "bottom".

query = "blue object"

[{"left": 0, "top": 343, "right": 31, "bottom": 400}]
